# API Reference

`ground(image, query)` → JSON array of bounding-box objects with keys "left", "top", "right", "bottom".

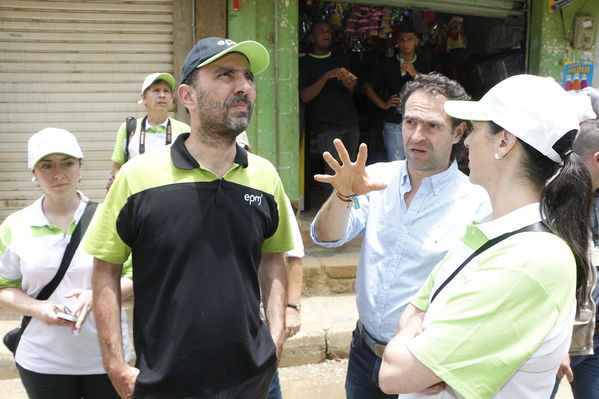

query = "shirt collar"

[
  {"left": 396, "top": 53, "right": 417, "bottom": 63},
  {"left": 308, "top": 51, "right": 332, "bottom": 59},
  {"left": 29, "top": 191, "right": 90, "bottom": 227},
  {"left": 476, "top": 202, "right": 542, "bottom": 240},
  {"left": 400, "top": 160, "right": 460, "bottom": 196},
  {"left": 145, "top": 117, "right": 169, "bottom": 130},
  {"left": 170, "top": 133, "right": 249, "bottom": 170}
]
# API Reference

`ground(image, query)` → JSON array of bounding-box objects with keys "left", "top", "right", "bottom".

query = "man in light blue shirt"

[{"left": 310, "top": 73, "right": 491, "bottom": 399}]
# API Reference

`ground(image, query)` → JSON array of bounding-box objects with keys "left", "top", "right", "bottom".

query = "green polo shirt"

[
  {"left": 408, "top": 204, "right": 576, "bottom": 399},
  {"left": 84, "top": 133, "right": 293, "bottom": 397}
]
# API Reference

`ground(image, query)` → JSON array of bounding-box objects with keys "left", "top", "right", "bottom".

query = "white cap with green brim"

[
  {"left": 138, "top": 72, "right": 175, "bottom": 104},
  {"left": 444, "top": 74, "right": 579, "bottom": 163}
]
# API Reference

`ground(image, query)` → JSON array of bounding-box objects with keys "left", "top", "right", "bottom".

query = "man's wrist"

[
  {"left": 105, "top": 359, "right": 129, "bottom": 375},
  {"left": 336, "top": 191, "right": 360, "bottom": 209}
]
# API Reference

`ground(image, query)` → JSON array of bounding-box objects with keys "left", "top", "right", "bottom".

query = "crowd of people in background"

[{"left": 1, "top": 16, "right": 599, "bottom": 399}]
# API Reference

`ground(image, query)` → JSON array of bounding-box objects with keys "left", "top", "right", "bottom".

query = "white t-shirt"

[{"left": 0, "top": 194, "right": 130, "bottom": 374}]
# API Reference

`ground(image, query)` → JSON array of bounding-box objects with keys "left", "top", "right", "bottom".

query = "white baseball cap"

[
  {"left": 138, "top": 72, "right": 175, "bottom": 104},
  {"left": 567, "top": 88, "right": 598, "bottom": 123},
  {"left": 28, "top": 128, "right": 84, "bottom": 170},
  {"left": 444, "top": 74, "right": 579, "bottom": 163}
]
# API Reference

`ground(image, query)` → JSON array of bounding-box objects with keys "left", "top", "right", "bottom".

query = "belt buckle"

[{"left": 374, "top": 343, "right": 386, "bottom": 358}]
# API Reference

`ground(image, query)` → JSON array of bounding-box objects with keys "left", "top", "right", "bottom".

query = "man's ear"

[
  {"left": 451, "top": 121, "right": 467, "bottom": 144},
  {"left": 177, "top": 84, "right": 195, "bottom": 110}
]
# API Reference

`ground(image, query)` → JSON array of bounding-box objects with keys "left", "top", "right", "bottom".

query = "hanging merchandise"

[
  {"left": 379, "top": 7, "right": 392, "bottom": 39},
  {"left": 446, "top": 16, "right": 467, "bottom": 52},
  {"left": 429, "top": 19, "right": 447, "bottom": 54},
  {"left": 329, "top": 3, "right": 344, "bottom": 29}
]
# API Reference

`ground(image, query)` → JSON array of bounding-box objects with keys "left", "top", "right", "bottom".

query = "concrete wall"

[
  {"left": 228, "top": 0, "right": 300, "bottom": 202},
  {"left": 529, "top": 0, "right": 599, "bottom": 83}
]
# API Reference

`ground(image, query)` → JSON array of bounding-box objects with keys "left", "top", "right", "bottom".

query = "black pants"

[{"left": 16, "top": 363, "right": 119, "bottom": 399}]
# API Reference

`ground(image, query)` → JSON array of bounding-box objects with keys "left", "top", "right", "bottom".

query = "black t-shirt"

[
  {"left": 366, "top": 54, "right": 431, "bottom": 123},
  {"left": 299, "top": 52, "right": 359, "bottom": 133}
]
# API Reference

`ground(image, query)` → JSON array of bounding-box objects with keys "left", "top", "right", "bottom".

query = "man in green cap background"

[
  {"left": 85, "top": 37, "right": 293, "bottom": 399},
  {"left": 107, "top": 72, "right": 191, "bottom": 189}
]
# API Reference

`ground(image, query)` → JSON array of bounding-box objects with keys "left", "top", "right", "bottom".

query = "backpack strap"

[
  {"left": 430, "top": 221, "right": 550, "bottom": 303},
  {"left": 124, "top": 116, "right": 137, "bottom": 163}
]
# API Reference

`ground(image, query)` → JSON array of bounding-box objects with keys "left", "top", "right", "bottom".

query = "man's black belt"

[{"left": 357, "top": 320, "right": 387, "bottom": 358}]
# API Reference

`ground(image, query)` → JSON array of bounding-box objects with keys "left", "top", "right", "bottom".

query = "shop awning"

[{"left": 335, "top": 0, "right": 527, "bottom": 18}]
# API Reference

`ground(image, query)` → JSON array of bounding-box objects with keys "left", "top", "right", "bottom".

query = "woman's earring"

[
  {"left": 32, "top": 177, "right": 39, "bottom": 187},
  {"left": 494, "top": 153, "right": 503, "bottom": 160}
]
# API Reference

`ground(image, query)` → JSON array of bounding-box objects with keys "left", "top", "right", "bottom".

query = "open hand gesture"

[{"left": 314, "top": 139, "right": 387, "bottom": 196}]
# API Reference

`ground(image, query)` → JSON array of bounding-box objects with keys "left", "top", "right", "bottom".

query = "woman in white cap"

[
  {"left": 378, "top": 74, "right": 594, "bottom": 398},
  {"left": 108, "top": 72, "right": 191, "bottom": 188},
  {"left": 0, "top": 128, "right": 132, "bottom": 398}
]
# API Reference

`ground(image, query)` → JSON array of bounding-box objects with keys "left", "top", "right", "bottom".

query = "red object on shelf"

[{"left": 233, "top": 0, "right": 240, "bottom": 11}]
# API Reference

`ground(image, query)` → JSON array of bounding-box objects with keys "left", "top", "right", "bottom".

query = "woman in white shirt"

[
  {"left": 379, "top": 75, "right": 594, "bottom": 398},
  {"left": 0, "top": 128, "right": 132, "bottom": 399}
]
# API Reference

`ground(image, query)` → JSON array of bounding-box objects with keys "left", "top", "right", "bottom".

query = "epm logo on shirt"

[{"left": 244, "top": 193, "right": 263, "bottom": 206}]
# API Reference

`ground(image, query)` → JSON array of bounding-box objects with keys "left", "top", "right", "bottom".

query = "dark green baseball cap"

[{"left": 181, "top": 37, "right": 270, "bottom": 84}]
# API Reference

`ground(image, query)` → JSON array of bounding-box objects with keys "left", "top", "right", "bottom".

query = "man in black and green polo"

[{"left": 85, "top": 37, "right": 294, "bottom": 399}]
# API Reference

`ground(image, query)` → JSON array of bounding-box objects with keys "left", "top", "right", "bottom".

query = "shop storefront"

[
  {"left": 297, "top": 1, "right": 527, "bottom": 209},
  {"left": 227, "top": 0, "right": 599, "bottom": 210},
  {"left": 2, "top": 1, "right": 597, "bottom": 220}
]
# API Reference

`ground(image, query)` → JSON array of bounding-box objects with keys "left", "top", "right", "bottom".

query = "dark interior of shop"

[{"left": 300, "top": 1, "right": 527, "bottom": 211}]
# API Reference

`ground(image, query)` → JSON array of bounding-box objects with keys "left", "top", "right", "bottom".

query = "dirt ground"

[{"left": 0, "top": 359, "right": 574, "bottom": 399}]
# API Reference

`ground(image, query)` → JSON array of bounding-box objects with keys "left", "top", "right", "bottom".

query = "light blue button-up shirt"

[{"left": 311, "top": 160, "right": 491, "bottom": 342}]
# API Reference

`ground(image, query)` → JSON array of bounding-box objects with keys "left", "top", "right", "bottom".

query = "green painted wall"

[
  {"left": 228, "top": 0, "right": 300, "bottom": 202},
  {"left": 529, "top": 0, "right": 599, "bottom": 80}
]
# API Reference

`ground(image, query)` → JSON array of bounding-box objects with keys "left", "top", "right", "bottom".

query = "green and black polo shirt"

[{"left": 84, "top": 133, "right": 294, "bottom": 397}]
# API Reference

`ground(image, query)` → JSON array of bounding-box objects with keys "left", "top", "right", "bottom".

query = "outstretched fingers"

[
  {"left": 314, "top": 173, "right": 334, "bottom": 184},
  {"left": 322, "top": 151, "right": 342, "bottom": 173},
  {"left": 355, "top": 143, "right": 368, "bottom": 169},
  {"left": 333, "top": 138, "right": 352, "bottom": 166}
]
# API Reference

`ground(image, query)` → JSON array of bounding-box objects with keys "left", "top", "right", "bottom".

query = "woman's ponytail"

[{"left": 541, "top": 133, "right": 593, "bottom": 309}]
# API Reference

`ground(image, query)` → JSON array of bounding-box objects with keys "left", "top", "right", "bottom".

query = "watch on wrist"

[{"left": 287, "top": 303, "right": 301, "bottom": 311}]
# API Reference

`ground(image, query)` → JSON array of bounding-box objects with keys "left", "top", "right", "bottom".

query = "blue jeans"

[
  {"left": 550, "top": 333, "right": 599, "bottom": 398},
  {"left": 345, "top": 325, "right": 395, "bottom": 399},
  {"left": 268, "top": 370, "right": 282, "bottom": 399},
  {"left": 381, "top": 122, "right": 404, "bottom": 161}
]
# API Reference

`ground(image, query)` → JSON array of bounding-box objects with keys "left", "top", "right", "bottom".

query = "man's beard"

[{"left": 196, "top": 90, "right": 253, "bottom": 144}]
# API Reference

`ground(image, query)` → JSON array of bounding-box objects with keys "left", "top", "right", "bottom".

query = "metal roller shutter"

[{"left": 0, "top": 0, "right": 175, "bottom": 221}]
